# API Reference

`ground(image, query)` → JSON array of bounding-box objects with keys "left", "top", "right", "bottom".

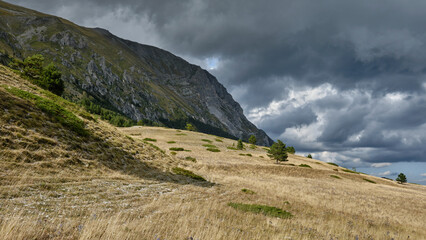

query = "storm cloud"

[{"left": 7, "top": 0, "right": 426, "bottom": 179}]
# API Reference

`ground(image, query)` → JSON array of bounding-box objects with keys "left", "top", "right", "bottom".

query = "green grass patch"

[
  {"left": 249, "top": 144, "right": 256, "bottom": 149},
  {"left": 170, "top": 151, "right": 177, "bottom": 155},
  {"left": 201, "top": 139, "right": 213, "bottom": 143},
  {"left": 185, "top": 156, "right": 196, "bottom": 162},
  {"left": 327, "top": 162, "right": 339, "bottom": 167},
  {"left": 363, "top": 178, "right": 376, "bottom": 184},
  {"left": 330, "top": 175, "right": 341, "bottom": 179},
  {"left": 167, "top": 141, "right": 176, "bottom": 144},
  {"left": 169, "top": 147, "right": 185, "bottom": 151},
  {"left": 206, "top": 148, "right": 220, "bottom": 152},
  {"left": 143, "top": 138, "right": 157, "bottom": 142},
  {"left": 227, "top": 146, "right": 238, "bottom": 150},
  {"left": 202, "top": 144, "right": 217, "bottom": 148},
  {"left": 241, "top": 188, "right": 256, "bottom": 194},
  {"left": 4, "top": 86, "right": 87, "bottom": 136},
  {"left": 172, "top": 167, "right": 206, "bottom": 181},
  {"left": 176, "top": 133, "right": 187, "bottom": 136},
  {"left": 342, "top": 169, "right": 360, "bottom": 174},
  {"left": 299, "top": 164, "right": 312, "bottom": 168},
  {"left": 215, "top": 138, "right": 223, "bottom": 142},
  {"left": 228, "top": 202, "right": 292, "bottom": 219}
]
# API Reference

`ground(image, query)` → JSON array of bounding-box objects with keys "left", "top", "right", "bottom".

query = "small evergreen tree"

[
  {"left": 287, "top": 146, "right": 295, "bottom": 154},
  {"left": 396, "top": 173, "right": 407, "bottom": 184},
  {"left": 249, "top": 135, "right": 257, "bottom": 145},
  {"left": 267, "top": 140, "right": 288, "bottom": 164},
  {"left": 307, "top": 154, "right": 312, "bottom": 159},
  {"left": 237, "top": 139, "right": 244, "bottom": 150},
  {"left": 185, "top": 123, "right": 196, "bottom": 131}
]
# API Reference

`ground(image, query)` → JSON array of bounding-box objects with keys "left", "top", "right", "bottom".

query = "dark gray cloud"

[{"left": 7, "top": 0, "right": 426, "bottom": 171}]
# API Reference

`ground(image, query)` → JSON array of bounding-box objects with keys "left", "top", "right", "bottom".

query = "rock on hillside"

[{"left": 0, "top": 1, "right": 273, "bottom": 146}]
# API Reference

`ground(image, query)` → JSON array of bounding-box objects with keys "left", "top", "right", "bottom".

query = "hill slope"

[
  {"left": 1, "top": 63, "right": 425, "bottom": 239},
  {"left": 0, "top": 0, "right": 273, "bottom": 146}
]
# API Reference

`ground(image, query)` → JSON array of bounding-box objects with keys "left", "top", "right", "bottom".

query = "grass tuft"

[
  {"left": 172, "top": 167, "right": 206, "bottom": 181},
  {"left": 202, "top": 144, "right": 217, "bottom": 148},
  {"left": 143, "top": 138, "right": 157, "bottom": 142},
  {"left": 299, "top": 164, "right": 312, "bottom": 168},
  {"left": 342, "top": 169, "right": 360, "bottom": 174},
  {"left": 241, "top": 188, "right": 256, "bottom": 194},
  {"left": 201, "top": 139, "right": 213, "bottom": 143},
  {"left": 327, "top": 162, "right": 339, "bottom": 167},
  {"left": 330, "top": 175, "right": 341, "bottom": 179},
  {"left": 167, "top": 141, "right": 176, "bottom": 144},
  {"left": 185, "top": 156, "right": 197, "bottom": 162},
  {"left": 227, "top": 146, "right": 238, "bottom": 150},
  {"left": 215, "top": 138, "right": 223, "bottom": 142},
  {"left": 228, "top": 202, "right": 292, "bottom": 219},
  {"left": 206, "top": 148, "right": 220, "bottom": 152},
  {"left": 169, "top": 147, "right": 185, "bottom": 151},
  {"left": 363, "top": 178, "right": 376, "bottom": 184}
]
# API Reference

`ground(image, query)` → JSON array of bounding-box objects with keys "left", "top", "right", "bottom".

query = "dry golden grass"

[{"left": 1, "top": 65, "right": 426, "bottom": 239}]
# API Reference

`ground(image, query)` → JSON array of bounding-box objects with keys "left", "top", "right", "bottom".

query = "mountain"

[{"left": 0, "top": 1, "right": 273, "bottom": 146}]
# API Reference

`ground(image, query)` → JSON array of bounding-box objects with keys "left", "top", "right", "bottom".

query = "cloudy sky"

[{"left": 8, "top": 0, "right": 426, "bottom": 183}]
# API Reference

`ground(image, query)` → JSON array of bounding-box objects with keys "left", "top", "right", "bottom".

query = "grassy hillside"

[{"left": 1, "top": 64, "right": 426, "bottom": 239}]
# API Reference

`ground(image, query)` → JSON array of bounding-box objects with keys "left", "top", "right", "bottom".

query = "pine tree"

[
  {"left": 237, "top": 139, "right": 244, "bottom": 150},
  {"left": 267, "top": 140, "right": 288, "bottom": 163},
  {"left": 396, "top": 173, "right": 407, "bottom": 184}
]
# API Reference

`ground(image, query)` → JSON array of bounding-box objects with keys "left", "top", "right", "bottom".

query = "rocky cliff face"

[{"left": 0, "top": 1, "right": 273, "bottom": 146}]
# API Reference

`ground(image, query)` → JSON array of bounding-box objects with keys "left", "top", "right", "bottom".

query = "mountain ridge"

[{"left": 0, "top": 0, "right": 273, "bottom": 145}]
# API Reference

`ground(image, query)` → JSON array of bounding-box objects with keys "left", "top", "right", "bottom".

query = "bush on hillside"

[
  {"left": 249, "top": 135, "right": 257, "bottom": 144},
  {"left": 10, "top": 54, "right": 64, "bottom": 96},
  {"left": 286, "top": 146, "right": 296, "bottom": 154}
]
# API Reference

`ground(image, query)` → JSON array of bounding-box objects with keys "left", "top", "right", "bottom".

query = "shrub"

[
  {"left": 237, "top": 139, "right": 244, "bottom": 150},
  {"left": 172, "top": 167, "right": 206, "bottom": 181},
  {"left": 307, "top": 154, "right": 312, "bottom": 159},
  {"left": 287, "top": 146, "right": 296, "bottom": 154},
  {"left": 206, "top": 148, "right": 220, "bottom": 152},
  {"left": 143, "top": 138, "right": 157, "bottom": 142},
  {"left": 10, "top": 54, "right": 64, "bottom": 96},
  {"left": 267, "top": 140, "right": 288, "bottom": 163},
  {"left": 169, "top": 147, "right": 185, "bottom": 151},
  {"left": 299, "top": 164, "right": 311, "bottom": 168},
  {"left": 396, "top": 173, "right": 407, "bottom": 184},
  {"left": 227, "top": 202, "right": 292, "bottom": 219},
  {"left": 185, "top": 123, "right": 196, "bottom": 131},
  {"left": 249, "top": 135, "right": 256, "bottom": 144},
  {"left": 241, "top": 188, "right": 255, "bottom": 194}
]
